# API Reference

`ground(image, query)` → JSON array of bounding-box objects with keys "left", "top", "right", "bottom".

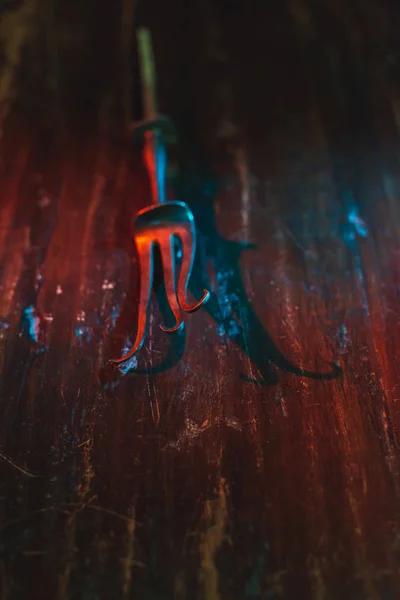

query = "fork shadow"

[{"left": 109, "top": 161, "right": 342, "bottom": 386}]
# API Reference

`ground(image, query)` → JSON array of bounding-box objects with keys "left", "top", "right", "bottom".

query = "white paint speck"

[
  {"left": 102, "top": 279, "right": 115, "bottom": 290},
  {"left": 39, "top": 196, "right": 51, "bottom": 208}
]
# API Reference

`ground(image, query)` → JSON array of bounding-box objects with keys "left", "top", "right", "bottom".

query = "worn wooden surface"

[{"left": 1, "top": 0, "right": 400, "bottom": 598}]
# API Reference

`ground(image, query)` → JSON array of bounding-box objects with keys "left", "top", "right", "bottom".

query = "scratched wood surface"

[{"left": 1, "top": 0, "right": 400, "bottom": 598}]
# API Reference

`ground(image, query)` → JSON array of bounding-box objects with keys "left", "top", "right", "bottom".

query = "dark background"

[{"left": 1, "top": 0, "right": 400, "bottom": 598}]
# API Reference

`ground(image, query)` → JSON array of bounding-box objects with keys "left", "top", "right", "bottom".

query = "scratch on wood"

[
  {"left": 307, "top": 555, "right": 326, "bottom": 600},
  {"left": 121, "top": 508, "right": 136, "bottom": 599},
  {"left": 80, "top": 503, "right": 131, "bottom": 523},
  {"left": 198, "top": 478, "right": 229, "bottom": 600},
  {"left": 75, "top": 438, "right": 92, "bottom": 449},
  {"left": 146, "top": 369, "right": 160, "bottom": 424},
  {"left": 78, "top": 438, "right": 95, "bottom": 499},
  {"left": 0, "top": 450, "right": 41, "bottom": 478},
  {"left": 56, "top": 510, "right": 77, "bottom": 600},
  {"left": 57, "top": 439, "right": 94, "bottom": 599}
]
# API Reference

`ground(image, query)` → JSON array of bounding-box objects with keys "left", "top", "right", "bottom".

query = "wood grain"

[{"left": 1, "top": 0, "right": 400, "bottom": 598}]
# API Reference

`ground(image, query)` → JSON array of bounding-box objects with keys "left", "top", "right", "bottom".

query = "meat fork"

[{"left": 110, "top": 28, "right": 210, "bottom": 366}]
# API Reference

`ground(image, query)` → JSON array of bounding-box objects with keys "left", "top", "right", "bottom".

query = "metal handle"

[
  {"left": 137, "top": 27, "right": 158, "bottom": 118},
  {"left": 137, "top": 27, "right": 167, "bottom": 205},
  {"left": 143, "top": 130, "right": 167, "bottom": 205}
]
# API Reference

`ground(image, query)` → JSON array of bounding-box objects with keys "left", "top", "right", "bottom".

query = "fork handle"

[{"left": 143, "top": 128, "right": 167, "bottom": 205}]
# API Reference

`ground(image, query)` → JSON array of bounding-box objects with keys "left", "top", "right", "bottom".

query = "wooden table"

[{"left": 1, "top": 0, "right": 400, "bottom": 598}]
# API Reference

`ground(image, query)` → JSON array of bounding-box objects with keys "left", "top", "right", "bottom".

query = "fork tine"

[
  {"left": 110, "top": 238, "right": 154, "bottom": 365},
  {"left": 159, "top": 236, "right": 184, "bottom": 333},
  {"left": 176, "top": 221, "right": 210, "bottom": 313}
]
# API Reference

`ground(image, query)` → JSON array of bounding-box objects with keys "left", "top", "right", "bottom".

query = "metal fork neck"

[{"left": 143, "top": 128, "right": 167, "bottom": 205}]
